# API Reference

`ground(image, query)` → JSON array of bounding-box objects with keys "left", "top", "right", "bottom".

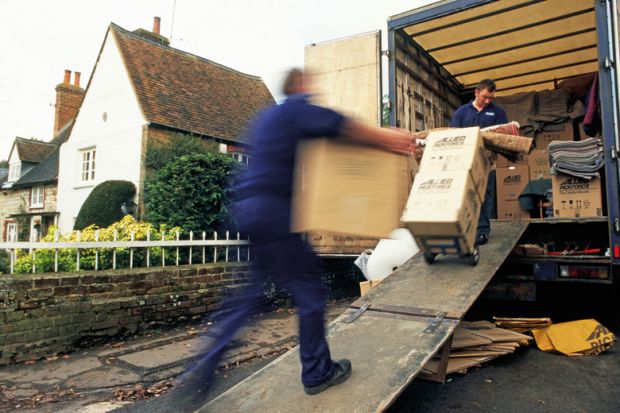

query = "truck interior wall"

[{"left": 394, "top": 31, "right": 462, "bottom": 131}]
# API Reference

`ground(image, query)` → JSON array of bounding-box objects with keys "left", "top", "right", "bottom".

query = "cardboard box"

[
  {"left": 497, "top": 153, "right": 529, "bottom": 168},
  {"left": 401, "top": 170, "right": 483, "bottom": 254},
  {"left": 552, "top": 175, "right": 603, "bottom": 218},
  {"left": 528, "top": 149, "right": 551, "bottom": 180},
  {"left": 534, "top": 121, "right": 574, "bottom": 149},
  {"left": 420, "top": 127, "right": 490, "bottom": 200},
  {"left": 291, "top": 138, "right": 411, "bottom": 238},
  {"left": 496, "top": 166, "right": 530, "bottom": 219},
  {"left": 359, "top": 279, "right": 383, "bottom": 297}
]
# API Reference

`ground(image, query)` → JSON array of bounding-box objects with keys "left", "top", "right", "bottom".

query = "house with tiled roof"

[
  {"left": 0, "top": 91, "right": 83, "bottom": 241},
  {"left": 56, "top": 17, "right": 275, "bottom": 232},
  {"left": 0, "top": 69, "right": 82, "bottom": 242}
]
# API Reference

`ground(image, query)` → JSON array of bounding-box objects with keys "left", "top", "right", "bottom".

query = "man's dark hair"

[
  {"left": 282, "top": 68, "right": 304, "bottom": 96},
  {"left": 476, "top": 79, "right": 497, "bottom": 92}
]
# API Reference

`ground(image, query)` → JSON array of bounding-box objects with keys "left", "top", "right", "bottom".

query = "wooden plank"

[
  {"left": 352, "top": 221, "right": 529, "bottom": 318},
  {"left": 201, "top": 312, "right": 458, "bottom": 413}
]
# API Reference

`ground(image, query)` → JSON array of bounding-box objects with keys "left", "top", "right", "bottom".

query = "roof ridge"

[
  {"left": 109, "top": 22, "right": 265, "bottom": 82},
  {"left": 15, "top": 137, "right": 58, "bottom": 146}
]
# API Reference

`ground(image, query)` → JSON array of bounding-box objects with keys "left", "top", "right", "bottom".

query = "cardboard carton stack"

[
  {"left": 421, "top": 321, "right": 532, "bottom": 377},
  {"left": 496, "top": 120, "right": 578, "bottom": 219},
  {"left": 401, "top": 127, "right": 489, "bottom": 255}
]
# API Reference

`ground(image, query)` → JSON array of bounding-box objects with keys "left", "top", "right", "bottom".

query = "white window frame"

[
  {"left": 8, "top": 162, "right": 21, "bottom": 182},
  {"left": 80, "top": 148, "right": 96, "bottom": 183},
  {"left": 6, "top": 222, "right": 17, "bottom": 242},
  {"left": 31, "top": 185, "right": 44, "bottom": 208},
  {"left": 230, "top": 152, "right": 250, "bottom": 165}
]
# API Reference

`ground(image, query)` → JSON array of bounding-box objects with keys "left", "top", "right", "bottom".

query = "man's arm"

[{"left": 339, "top": 119, "right": 414, "bottom": 156}]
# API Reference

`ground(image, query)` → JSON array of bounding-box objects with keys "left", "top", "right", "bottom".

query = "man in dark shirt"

[
  {"left": 450, "top": 79, "right": 508, "bottom": 245},
  {"left": 164, "top": 68, "right": 414, "bottom": 409}
]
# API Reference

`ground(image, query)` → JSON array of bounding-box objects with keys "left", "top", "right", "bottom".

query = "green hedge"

[{"left": 74, "top": 180, "right": 136, "bottom": 230}]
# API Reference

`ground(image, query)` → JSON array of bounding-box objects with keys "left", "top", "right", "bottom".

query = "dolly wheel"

[
  {"left": 468, "top": 247, "right": 480, "bottom": 266},
  {"left": 424, "top": 252, "right": 437, "bottom": 264}
]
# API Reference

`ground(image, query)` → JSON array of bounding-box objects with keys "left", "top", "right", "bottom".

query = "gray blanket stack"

[{"left": 548, "top": 137, "right": 604, "bottom": 180}]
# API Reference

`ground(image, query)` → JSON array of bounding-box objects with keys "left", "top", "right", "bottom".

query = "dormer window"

[{"left": 8, "top": 162, "right": 21, "bottom": 182}]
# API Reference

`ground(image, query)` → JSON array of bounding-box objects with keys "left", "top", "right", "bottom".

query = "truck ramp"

[{"left": 198, "top": 221, "right": 527, "bottom": 413}]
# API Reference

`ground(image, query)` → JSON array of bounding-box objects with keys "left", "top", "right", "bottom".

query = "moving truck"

[{"left": 306, "top": 0, "right": 620, "bottom": 288}]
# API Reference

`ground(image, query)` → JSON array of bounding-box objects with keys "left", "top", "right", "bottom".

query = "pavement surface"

[{"left": 0, "top": 300, "right": 350, "bottom": 413}]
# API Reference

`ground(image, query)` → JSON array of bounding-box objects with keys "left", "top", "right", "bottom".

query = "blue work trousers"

[
  {"left": 477, "top": 169, "right": 497, "bottom": 235},
  {"left": 191, "top": 195, "right": 334, "bottom": 388}
]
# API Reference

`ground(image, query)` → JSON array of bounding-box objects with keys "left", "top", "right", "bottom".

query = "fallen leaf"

[
  {"left": 24, "top": 360, "right": 36, "bottom": 365},
  {"left": 63, "top": 355, "right": 70, "bottom": 360}
]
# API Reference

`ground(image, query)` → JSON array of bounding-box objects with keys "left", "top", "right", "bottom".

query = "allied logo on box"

[
  {"left": 559, "top": 178, "right": 592, "bottom": 194},
  {"left": 432, "top": 136, "right": 466, "bottom": 148},
  {"left": 419, "top": 178, "right": 454, "bottom": 191},
  {"left": 503, "top": 175, "right": 523, "bottom": 185}
]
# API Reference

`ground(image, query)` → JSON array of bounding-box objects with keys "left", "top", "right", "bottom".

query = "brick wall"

[{"left": 0, "top": 262, "right": 250, "bottom": 365}]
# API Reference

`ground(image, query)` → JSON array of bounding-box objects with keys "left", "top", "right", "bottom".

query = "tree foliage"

[
  {"left": 74, "top": 180, "right": 136, "bottom": 230},
  {"left": 145, "top": 133, "right": 219, "bottom": 171},
  {"left": 145, "top": 153, "right": 239, "bottom": 233}
]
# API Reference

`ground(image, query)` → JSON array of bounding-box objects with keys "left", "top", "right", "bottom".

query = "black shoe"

[
  {"left": 476, "top": 232, "right": 489, "bottom": 246},
  {"left": 304, "top": 359, "right": 352, "bottom": 395}
]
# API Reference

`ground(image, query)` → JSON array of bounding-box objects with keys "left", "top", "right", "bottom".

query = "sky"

[{"left": 0, "top": 0, "right": 437, "bottom": 161}]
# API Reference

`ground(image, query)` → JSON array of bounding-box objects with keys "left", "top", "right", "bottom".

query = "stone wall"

[{"left": 0, "top": 262, "right": 250, "bottom": 365}]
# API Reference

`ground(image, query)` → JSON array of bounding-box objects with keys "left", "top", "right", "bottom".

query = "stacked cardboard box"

[
  {"left": 401, "top": 127, "right": 488, "bottom": 254},
  {"left": 552, "top": 175, "right": 603, "bottom": 218},
  {"left": 496, "top": 166, "right": 530, "bottom": 219}
]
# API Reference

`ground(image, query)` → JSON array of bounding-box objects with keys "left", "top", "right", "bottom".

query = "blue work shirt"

[
  {"left": 237, "top": 93, "right": 346, "bottom": 200},
  {"left": 449, "top": 101, "right": 508, "bottom": 128}
]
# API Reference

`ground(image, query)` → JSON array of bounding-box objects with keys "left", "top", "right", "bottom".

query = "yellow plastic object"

[{"left": 533, "top": 319, "right": 615, "bottom": 356}]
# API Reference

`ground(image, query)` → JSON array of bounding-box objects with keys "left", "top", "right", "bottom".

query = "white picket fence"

[{"left": 0, "top": 230, "right": 250, "bottom": 275}]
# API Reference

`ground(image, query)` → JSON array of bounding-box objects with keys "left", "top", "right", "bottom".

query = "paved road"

[{"left": 388, "top": 282, "right": 620, "bottom": 413}]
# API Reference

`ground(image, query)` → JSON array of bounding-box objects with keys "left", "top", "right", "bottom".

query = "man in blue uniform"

[
  {"left": 122, "top": 68, "right": 415, "bottom": 412},
  {"left": 450, "top": 79, "right": 507, "bottom": 245}
]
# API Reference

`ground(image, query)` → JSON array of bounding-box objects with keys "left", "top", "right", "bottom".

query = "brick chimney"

[
  {"left": 54, "top": 69, "right": 85, "bottom": 135},
  {"left": 132, "top": 17, "right": 170, "bottom": 46},
  {"left": 153, "top": 16, "right": 161, "bottom": 35}
]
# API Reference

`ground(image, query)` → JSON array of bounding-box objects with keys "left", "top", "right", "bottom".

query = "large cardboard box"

[
  {"left": 534, "top": 121, "right": 574, "bottom": 149},
  {"left": 420, "top": 127, "right": 489, "bottom": 200},
  {"left": 552, "top": 175, "right": 603, "bottom": 218},
  {"left": 496, "top": 166, "right": 530, "bottom": 219},
  {"left": 528, "top": 149, "right": 551, "bottom": 180},
  {"left": 291, "top": 138, "right": 411, "bottom": 238},
  {"left": 401, "top": 170, "right": 482, "bottom": 254}
]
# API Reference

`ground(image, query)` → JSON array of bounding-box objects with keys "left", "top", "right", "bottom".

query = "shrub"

[
  {"left": 13, "top": 216, "right": 181, "bottom": 274},
  {"left": 145, "top": 153, "right": 239, "bottom": 233},
  {"left": 0, "top": 250, "right": 10, "bottom": 274},
  {"left": 74, "top": 180, "right": 136, "bottom": 230}
]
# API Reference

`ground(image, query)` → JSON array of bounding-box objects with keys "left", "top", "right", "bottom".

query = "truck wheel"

[
  {"left": 424, "top": 252, "right": 437, "bottom": 264},
  {"left": 468, "top": 247, "right": 480, "bottom": 266}
]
